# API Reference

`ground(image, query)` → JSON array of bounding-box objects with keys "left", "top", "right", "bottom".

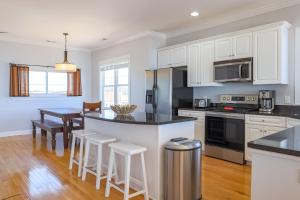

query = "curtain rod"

[{"left": 9, "top": 63, "right": 54, "bottom": 68}]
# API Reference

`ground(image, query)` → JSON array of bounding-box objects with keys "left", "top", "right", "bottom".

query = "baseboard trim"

[{"left": 0, "top": 129, "right": 33, "bottom": 138}]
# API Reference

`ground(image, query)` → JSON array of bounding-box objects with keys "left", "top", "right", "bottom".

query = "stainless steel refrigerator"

[{"left": 145, "top": 67, "right": 193, "bottom": 115}]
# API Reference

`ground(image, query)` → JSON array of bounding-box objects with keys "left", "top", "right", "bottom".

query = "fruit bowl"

[{"left": 110, "top": 104, "right": 137, "bottom": 115}]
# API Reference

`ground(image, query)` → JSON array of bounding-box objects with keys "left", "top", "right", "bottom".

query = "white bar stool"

[
  {"left": 69, "top": 130, "right": 97, "bottom": 177},
  {"left": 105, "top": 142, "right": 149, "bottom": 200},
  {"left": 82, "top": 134, "right": 117, "bottom": 190}
]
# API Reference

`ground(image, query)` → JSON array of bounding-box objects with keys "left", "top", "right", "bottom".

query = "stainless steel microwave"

[{"left": 213, "top": 57, "right": 253, "bottom": 83}]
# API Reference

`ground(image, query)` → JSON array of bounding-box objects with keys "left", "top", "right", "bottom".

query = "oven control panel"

[{"left": 220, "top": 94, "right": 258, "bottom": 104}]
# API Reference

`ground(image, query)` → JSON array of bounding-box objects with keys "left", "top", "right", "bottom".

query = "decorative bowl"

[{"left": 110, "top": 104, "right": 137, "bottom": 115}]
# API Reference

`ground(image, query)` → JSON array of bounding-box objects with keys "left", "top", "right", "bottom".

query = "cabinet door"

[
  {"left": 157, "top": 49, "right": 170, "bottom": 69},
  {"left": 233, "top": 33, "right": 252, "bottom": 58},
  {"left": 214, "top": 37, "right": 233, "bottom": 61},
  {"left": 287, "top": 118, "right": 300, "bottom": 128},
  {"left": 170, "top": 46, "right": 187, "bottom": 67},
  {"left": 253, "top": 28, "right": 280, "bottom": 84},
  {"left": 245, "top": 124, "right": 264, "bottom": 161},
  {"left": 201, "top": 41, "right": 220, "bottom": 86},
  {"left": 195, "top": 119, "right": 205, "bottom": 151},
  {"left": 187, "top": 44, "right": 201, "bottom": 87},
  {"left": 264, "top": 126, "right": 286, "bottom": 137}
]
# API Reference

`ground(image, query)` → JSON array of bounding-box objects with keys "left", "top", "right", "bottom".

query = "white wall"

[
  {"left": 167, "top": 5, "right": 300, "bottom": 105},
  {"left": 0, "top": 40, "right": 92, "bottom": 134},
  {"left": 91, "top": 35, "right": 166, "bottom": 111}
]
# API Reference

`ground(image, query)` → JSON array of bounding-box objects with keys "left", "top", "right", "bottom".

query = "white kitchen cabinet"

[
  {"left": 245, "top": 124, "right": 264, "bottom": 161},
  {"left": 187, "top": 41, "right": 221, "bottom": 87},
  {"left": 233, "top": 32, "right": 252, "bottom": 59},
  {"left": 214, "top": 37, "right": 233, "bottom": 61},
  {"left": 170, "top": 46, "right": 187, "bottom": 67},
  {"left": 157, "top": 45, "right": 186, "bottom": 68},
  {"left": 187, "top": 43, "right": 201, "bottom": 87},
  {"left": 157, "top": 49, "right": 170, "bottom": 69},
  {"left": 214, "top": 33, "right": 252, "bottom": 61},
  {"left": 245, "top": 114, "right": 287, "bottom": 161},
  {"left": 178, "top": 110, "right": 205, "bottom": 150},
  {"left": 253, "top": 23, "right": 291, "bottom": 84}
]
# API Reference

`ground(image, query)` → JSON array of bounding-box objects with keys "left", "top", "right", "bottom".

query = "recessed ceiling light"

[
  {"left": 0, "top": 31, "right": 8, "bottom": 34},
  {"left": 190, "top": 11, "right": 199, "bottom": 17},
  {"left": 102, "top": 38, "right": 107, "bottom": 41}
]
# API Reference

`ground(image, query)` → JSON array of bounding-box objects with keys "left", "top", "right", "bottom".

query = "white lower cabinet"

[
  {"left": 245, "top": 115, "right": 287, "bottom": 161},
  {"left": 178, "top": 110, "right": 205, "bottom": 150},
  {"left": 287, "top": 118, "right": 300, "bottom": 128}
]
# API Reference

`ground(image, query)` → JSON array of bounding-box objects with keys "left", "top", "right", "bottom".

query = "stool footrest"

[{"left": 109, "top": 182, "right": 146, "bottom": 199}]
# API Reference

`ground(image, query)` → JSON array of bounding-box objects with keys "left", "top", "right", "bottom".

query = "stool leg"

[
  {"left": 141, "top": 153, "right": 149, "bottom": 200},
  {"left": 96, "top": 144, "right": 103, "bottom": 190},
  {"left": 124, "top": 155, "right": 131, "bottom": 200},
  {"left": 82, "top": 141, "right": 90, "bottom": 181},
  {"left": 77, "top": 136, "right": 84, "bottom": 177},
  {"left": 69, "top": 135, "right": 76, "bottom": 170},
  {"left": 105, "top": 149, "right": 114, "bottom": 197},
  {"left": 113, "top": 155, "right": 120, "bottom": 184},
  {"left": 51, "top": 131, "right": 56, "bottom": 150},
  {"left": 32, "top": 124, "right": 36, "bottom": 138}
]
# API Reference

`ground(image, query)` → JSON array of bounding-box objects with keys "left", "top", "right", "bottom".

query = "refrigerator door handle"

[{"left": 153, "top": 86, "right": 158, "bottom": 113}]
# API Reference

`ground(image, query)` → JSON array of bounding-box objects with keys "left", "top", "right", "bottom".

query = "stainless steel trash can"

[{"left": 164, "top": 137, "right": 202, "bottom": 200}]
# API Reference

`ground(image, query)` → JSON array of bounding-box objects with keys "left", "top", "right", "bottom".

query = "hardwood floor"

[{"left": 0, "top": 134, "right": 251, "bottom": 200}]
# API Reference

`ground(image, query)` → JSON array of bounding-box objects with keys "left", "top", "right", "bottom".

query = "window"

[
  {"left": 100, "top": 58, "right": 130, "bottom": 109},
  {"left": 29, "top": 66, "right": 67, "bottom": 95}
]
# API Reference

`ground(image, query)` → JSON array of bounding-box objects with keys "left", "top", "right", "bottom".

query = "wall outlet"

[{"left": 284, "top": 96, "right": 291, "bottom": 104}]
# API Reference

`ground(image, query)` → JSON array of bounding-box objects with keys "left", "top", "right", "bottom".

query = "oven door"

[{"left": 205, "top": 112, "right": 245, "bottom": 151}]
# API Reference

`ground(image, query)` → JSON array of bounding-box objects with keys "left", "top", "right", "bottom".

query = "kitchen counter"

[
  {"left": 84, "top": 110, "right": 196, "bottom": 125},
  {"left": 248, "top": 125, "right": 300, "bottom": 157},
  {"left": 84, "top": 111, "right": 195, "bottom": 200}
]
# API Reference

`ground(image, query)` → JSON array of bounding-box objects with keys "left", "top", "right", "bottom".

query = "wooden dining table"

[{"left": 39, "top": 108, "right": 82, "bottom": 148}]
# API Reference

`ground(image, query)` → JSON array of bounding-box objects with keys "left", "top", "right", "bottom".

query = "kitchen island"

[
  {"left": 84, "top": 111, "right": 196, "bottom": 200},
  {"left": 248, "top": 126, "right": 300, "bottom": 200}
]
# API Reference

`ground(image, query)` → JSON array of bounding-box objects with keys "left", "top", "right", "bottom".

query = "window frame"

[
  {"left": 99, "top": 57, "right": 131, "bottom": 109},
  {"left": 29, "top": 66, "right": 68, "bottom": 97}
]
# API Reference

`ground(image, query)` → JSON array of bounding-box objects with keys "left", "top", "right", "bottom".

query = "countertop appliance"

[
  {"left": 145, "top": 67, "right": 193, "bottom": 115},
  {"left": 259, "top": 90, "right": 275, "bottom": 113},
  {"left": 213, "top": 57, "right": 253, "bottom": 83},
  {"left": 194, "top": 98, "right": 211, "bottom": 108},
  {"left": 205, "top": 94, "right": 258, "bottom": 164}
]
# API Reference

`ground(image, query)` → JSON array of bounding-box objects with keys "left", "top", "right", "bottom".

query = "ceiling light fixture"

[
  {"left": 0, "top": 31, "right": 8, "bottom": 34},
  {"left": 55, "top": 33, "right": 77, "bottom": 72},
  {"left": 190, "top": 11, "right": 199, "bottom": 17},
  {"left": 46, "top": 40, "right": 56, "bottom": 43}
]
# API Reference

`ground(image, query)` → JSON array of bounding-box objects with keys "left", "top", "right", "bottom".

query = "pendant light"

[{"left": 55, "top": 33, "right": 77, "bottom": 72}]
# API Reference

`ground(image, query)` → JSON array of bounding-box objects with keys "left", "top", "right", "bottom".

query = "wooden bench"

[{"left": 32, "top": 120, "right": 64, "bottom": 150}]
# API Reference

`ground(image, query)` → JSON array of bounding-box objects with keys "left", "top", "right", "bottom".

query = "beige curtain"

[
  {"left": 10, "top": 64, "right": 29, "bottom": 97},
  {"left": 67, "top": 69, "right": 82, "bottom": 96}
]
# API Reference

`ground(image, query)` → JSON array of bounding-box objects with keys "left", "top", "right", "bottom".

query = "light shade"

[
  {"left": 55, "top": 63, "right": 77, "bottom": 72},
  {"left": 55, "top": 33, "right": 77, "bottom": 72}
]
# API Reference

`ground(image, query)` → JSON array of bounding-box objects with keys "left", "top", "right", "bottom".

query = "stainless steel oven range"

[{"left": 205, "top": 94, "right": 258, "bottom": 164}]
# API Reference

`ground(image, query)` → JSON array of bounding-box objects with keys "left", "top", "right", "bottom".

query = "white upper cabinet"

[
  {"left": 215, "top": 33, "right": 252, "bottom": 61},
  {"left": 170, "top": 46, "right": 187, "bottom": 67},
  {"left": 214, "top": 37, "right": 233, "bottom": 61},
  {"left": 187, "top": 43, "right": 201, "bottom": 87},
  {"left": 157, "top": 45, "right": 186, "bottom": 68},
  {"left": 187, "top": 40, "right": 221, "bottom": 87},
  {"left": 157, "top": 49, "right": 170, "bottom": 69},
  {"left": 253, "top": 22, "right": 291, "bottom": 84},
  {"left": 233, "top": 32, "right": 253, "bottom": 58}
]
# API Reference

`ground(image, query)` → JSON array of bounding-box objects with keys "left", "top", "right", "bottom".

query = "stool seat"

[
  {"left": 109, "top": 142, "right": 147, "bottom": 155},
  {"left": 72, "top": 129, "right": 98, "bottom": 137},
  {"left": 85, "top": 134, "right": 117, "bottom": 144}
]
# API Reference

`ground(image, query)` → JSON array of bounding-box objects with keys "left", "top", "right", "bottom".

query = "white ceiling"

[{"left": 0, "top": 0, "right": 298, "bottom": 50}]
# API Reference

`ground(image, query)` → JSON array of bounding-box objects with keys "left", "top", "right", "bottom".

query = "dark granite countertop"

[
  {"left": 84, "top": 110, "right": 196, "bottom": 125},
  {"left": 248, "top": 126, "right": 300, "bottom": 157},
  {"left": 179, "top": 105, "right": 300, "bottom": 120}
]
